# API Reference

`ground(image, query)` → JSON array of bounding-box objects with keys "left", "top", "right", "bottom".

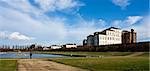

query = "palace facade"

[{"left": 83, "top": 27, "right": 137, "bottom": 46}]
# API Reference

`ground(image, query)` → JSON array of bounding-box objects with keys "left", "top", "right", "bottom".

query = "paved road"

[{"left": 17, "top": 59, "right": 88, "bottom": 71}]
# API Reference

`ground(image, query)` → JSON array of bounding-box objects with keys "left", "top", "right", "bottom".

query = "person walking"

[{"left": 30, "top": 52, "right": 32, "bottom": 59}]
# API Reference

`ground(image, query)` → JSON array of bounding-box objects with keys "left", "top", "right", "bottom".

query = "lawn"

[
  {"left": 36, "top": 51, "right": 135, "bottom": 57},
  {"left": 50, "top": 57, "right": 149, "bottom": 71},
  {"left": 0, "top": 60, "right": 17, "bottom": 71},
  {"left": 0, "top": 52, "right": 149, "bottom": 71}
]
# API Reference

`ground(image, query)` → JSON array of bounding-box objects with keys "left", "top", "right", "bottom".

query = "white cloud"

[
  {"left": 0, "top": 0, "right": 87, "bottom": 45},
  {"left": 34, "top": 0, "right": 84, "bottom": 12},
  {"left": 98, "top": 19, "right": 107, "bottom": 27},
  {"left": 124, "top": 16, "right": 143, "bottom": 25},
  {"left": 0, "top": 32, "right": 6, "bottom": 39},
  {"left": 0, "top": 6, "right": 67, "bottom": 40},
  {"left": 0, "top": 0, "right": 83, "bottom": 16},
  {"left": 111, "top": 20, "right": 122, "bottom": 27},
  {"left": 111, "top": 15, "right": 149, "bottom": 42},
  {"left": 9, "top": 32, "right": 34, "bottom": 40},
  {"left": 66, "top": 15, "right": 106, "bottom": 42},
  {"left": 0, "top": 31, "right": 34, "bottom": 41},
  {"left": 112, "top": 0, "right": 130, "bottom": 9},
  {"left": 112, "top": 16, "right": 143, "bottom": 27},
  {"left": 111, "top": 15, "right": 150, "bottom": 42},
  {"left": 0, "top": 0, "right": 40, "bottom": 15}
]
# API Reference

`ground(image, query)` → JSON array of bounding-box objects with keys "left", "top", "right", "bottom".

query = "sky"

[{"left": 0, "top": 0, "right": 149, "bottom": 46}]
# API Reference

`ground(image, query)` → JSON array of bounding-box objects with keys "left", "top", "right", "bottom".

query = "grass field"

[
  {"left": 50, "top": 57, "right": 149, "bottom": 71},
  {"left": 0, "top": 52, "right": 149, "bottom": 71},
  {"left": 0, "top": 60, "right": 17, "bottom": 71},
  {"left": 36, "top": 51, "right": 136, "bottom": 57},
  {"left": 47, "top": 52, "right": 149, "bottom": 71}
]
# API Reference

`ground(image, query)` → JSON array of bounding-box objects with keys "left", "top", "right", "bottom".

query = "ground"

[
  {"left": 17, "top": 59, "right": 88, "bottom": 71},
  {"left": 0, "top": 52, "right": 149, "bottom": 71}
]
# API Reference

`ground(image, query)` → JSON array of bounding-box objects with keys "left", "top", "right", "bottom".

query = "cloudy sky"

[{"left": 0, "top": 0, "right": 149, "bottom": 45}]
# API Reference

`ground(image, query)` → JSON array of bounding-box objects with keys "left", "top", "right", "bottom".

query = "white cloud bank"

[
  {"left": 9, "top": 32, "right": 34, "bottom": 41},
  {"left": 112, "top": 0, "right": 130, "bottom": 9},
  {"left": 123, "top": 16, "right": 150, "bottom": 41},
  {"left": 0, "top": 0, "right": 99, "bottom": 45},
  {"left": 34, "top": 0, "right": 84, "bottom": 12},
  {"left": 112, "top": 16, "right": 143, "bottom": 27},
  {"left": 0, "top": 32, "right": 34, "bottom": 41},
  {"left": 0, "top": 32, "right": 7, "bottom": 39},
  {"left": 0, "top": 0, "right": 148, "bottom": 45},
  {"left": 125, "top": 16, "right": 143, "bottom": 25},
  {"left": 112, "top": 15, "right": 149, "bottom": 42}
]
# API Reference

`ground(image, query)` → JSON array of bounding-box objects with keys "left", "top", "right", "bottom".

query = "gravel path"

[{"left": 17, "top": 59, "right": 88, "bottom": 71}]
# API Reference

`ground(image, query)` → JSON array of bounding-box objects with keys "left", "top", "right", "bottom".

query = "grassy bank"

[
  {"left": 50, "top": 57, "right": 149, "bottom": 71},
  {"left": 0, "top": 60, "right": 17, "bottom": 71},
  {"left": 36, "top": 51, "right": 136, "bottom": 57},
  {"left": 48, "top": 52, "right": 149, "bottom": 71}
]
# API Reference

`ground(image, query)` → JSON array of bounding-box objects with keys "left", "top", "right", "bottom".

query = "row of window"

[
  {"left": 107, "top": 32, "right": 120, "bottom": 37},
  {"left": 98, "top": 42, "right": 121, "bottom": 45},
  {"left": 99, "top": 37, "right": 121, "bottom": 41}
]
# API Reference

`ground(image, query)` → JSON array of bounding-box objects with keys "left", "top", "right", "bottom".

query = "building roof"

[
  {"left": 102, "top": 27, "right": 120, "bottom": 32},
  {"left": 94, "top": 32, "right": 106, "bottom": 35},
  {"left": 65, "top": 43, "right": 76, "bottom": 45},
  {"left": 94, "top": 27, "right": 120, "bottom": 35},
  {"left": 108, "top": 27, "right": 120, "bottom": 30},
  {"left": 87, "top": 35, "right": 94, "bottom": 37},
  {"left": 93, "top": 27, "right": 121, "bottom": 36},
  {"left": 122, "top": 30, "right": 130, "bottom": 32}
]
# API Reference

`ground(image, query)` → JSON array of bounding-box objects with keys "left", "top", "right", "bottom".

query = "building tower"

[
  {"left": 122, "top": 29, "right": 137, "bottom": 44},
  {"left": 87, "top": 35, "right": 94, "bottom": 46},
  {"left": 83, "top": 39, "right": 87, "bottom": 46}
]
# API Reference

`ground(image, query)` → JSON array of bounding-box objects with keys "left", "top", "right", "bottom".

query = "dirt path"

[
  {"left": 125, "top": 52, "right": 144, "bottom": 57},
  {"left": 17, "top": 59, "right": 88, "bottom": 71}
]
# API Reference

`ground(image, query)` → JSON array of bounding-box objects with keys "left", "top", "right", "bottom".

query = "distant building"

[
  {"left": 43, "top": 47, "right": 50, "bottom": 50},
  {"left": 122, "top": 29, "right": 137, "bottom": 44},
  {"left": 87, "top": 35, "right": 94, "bottom": 46},
  {"left": 63, "top": 44, "right": 77, "bottom": 48},
  {"left": 83, "top": 27, "right": 136, "bottom": 46},
  {"left": 31, "top": 44, "right": 43, "bottom": 51},
  {"left": 51, "top": 45, "right": 62, "bottom": 49}
]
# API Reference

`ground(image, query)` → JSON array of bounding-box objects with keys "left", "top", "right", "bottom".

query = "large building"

[
  {"left": 122, "top": 29, "right": 136, "bottom": 44},
  {"left": 94, "top": 27, "right": 122, "bottom": 46},
  {"left": 83, "top": 27, "right": 136, "bottom": 46}
]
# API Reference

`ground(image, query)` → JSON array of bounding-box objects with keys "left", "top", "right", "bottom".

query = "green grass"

[
  {"left": 36, "top": 51, "right": 135, "bottom": 56},
  {"left": 0, "top": 60, "right": 17, "bottom": 71},
  {"left": 50, "top": 57, "right": 149, "bottom": 71}
]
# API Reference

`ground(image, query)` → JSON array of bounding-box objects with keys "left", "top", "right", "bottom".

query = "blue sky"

[{"left": 0, "top": 0, "right": 149, "bottom": 46}]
